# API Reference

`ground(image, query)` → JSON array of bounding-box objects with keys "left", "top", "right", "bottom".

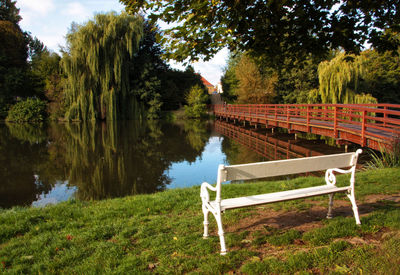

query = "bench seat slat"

[{"left": 211, "top": 185, "right": 350, "bottom": 211}]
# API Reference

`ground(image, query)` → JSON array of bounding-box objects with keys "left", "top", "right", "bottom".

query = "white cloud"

[
  {"left": 17, "top": 0, "right": 55, "bottom": 25},
  {"left": 64, "top": 2, "right": 91, "bottom": 20},
  {"left": 194, "top": 48, "right": 229, "bottom": 85},
  {"left": 169, "top": 48, "right": 229, "bottom": 85},
  {"left": 39, "top": 34, "right": 66, "bottom": 51},
  {"left": 18, "top": 0, "right": 55, "bottom": 14}
]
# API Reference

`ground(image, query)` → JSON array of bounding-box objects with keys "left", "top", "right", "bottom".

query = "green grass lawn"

[{"left": 1, "top": 168, "right": 400, "bottom": 274}]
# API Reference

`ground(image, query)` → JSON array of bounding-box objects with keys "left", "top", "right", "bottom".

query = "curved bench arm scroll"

[
  {"left": 325, "top": 168, "right": 353, "bottom": 186},
  {"left": 200, "top": 182, "right": 217, "bottom": 203}
]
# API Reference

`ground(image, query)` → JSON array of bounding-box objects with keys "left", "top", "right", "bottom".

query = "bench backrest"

[{"left": 220, "top": 151, "right": 360, "bottom": 182}]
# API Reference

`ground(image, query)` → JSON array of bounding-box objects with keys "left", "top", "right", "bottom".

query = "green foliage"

[
  {"left": 26, "top": 35, "right": 47, "bottom": 61},
  {"left": 221, "top": 52, "right": 240, "bottom": 103},
  {"left": 221, "top": 53, "right": 277, "bottom": 104},
  {"left": 184, "top": 84, "right": 209, "bottom": 119},
  {"left": 61, "top": 13, "right": 192, "bottom": 121},
  {"left": 234, "top": 54, "right": 276, "bottom": 104},
  {"left": 222, "top": 52, "right": 322, "bottom": 104},
  {"left": 278, "top": 55, "right": 324, "bottom": 104},
  {"left": 62, "top": 12, "right": 143, "bottom": 121},
  {"left": 0, "top": 3, "right": 49, "bottom": 115},
  {"left": 0, "top": 20, "right": 26, "bottom": 68},
  {"left": 33, "top": 51, "right": 66, "bottom": 120},
  {"left": 6, "top": 98, "right": 47, "bottom": 122},
  {"left": 318, "top": 52, "right": 378, "bottom": 104},
  {"left": 358, "top": 49, "right": 400, "bottom": 103},
  {"left": 367, "top": 140, "right": 400, "bottom": 169},
  {"left": 0, "top": 20, "right": 29, "bottom": 105},
  {"left": 0, "top": 0, "right": 21, "bottom": 24},
  {"left": 129, "top": 21, "right": 166, "bottom": 120},
  {"left": 317, "top": 49, "right": 400, "bottom": 104},
  {"left": 121, "top": 0, "right": 400, "bottom": 66},
  {"left": 6, "top": 122, "right": 47, "bottom": 144},
  {"left": 159, "top": 67, "right": 203, "bottom": 110}
]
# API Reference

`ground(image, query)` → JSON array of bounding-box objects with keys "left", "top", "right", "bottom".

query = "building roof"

[{"left": 200, "top": 76, "right": 214, "bottom": 87}]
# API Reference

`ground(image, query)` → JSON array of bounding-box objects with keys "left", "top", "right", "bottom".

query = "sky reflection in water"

[{"left": 165, "top": 136, "right": 228, "bottom": 189}]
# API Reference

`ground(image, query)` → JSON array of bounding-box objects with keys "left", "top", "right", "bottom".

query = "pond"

[{"left": 0, "top": 119, "right": 354, "bottom": 208}]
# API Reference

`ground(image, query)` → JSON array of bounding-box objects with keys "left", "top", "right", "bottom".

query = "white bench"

[{"left": 200, "top": 149, "right": 362, "bottom": 255}]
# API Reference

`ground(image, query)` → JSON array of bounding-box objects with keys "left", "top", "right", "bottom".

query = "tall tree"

[
  {"left": 30, "top": 49, "right": 65, "bottom": 119},
  {"left": 0, "top": 0, "right": 21, "bottom": 24},
  {"left": 0, "top": 20, "right": 28, "bottom": 117},
  {"left": 62, "top": 12, "right": 144, "bottom": 121},
  {"left": 220, "top": 52, "right": 240, "bottom": 103},
  {"left": 0, "top": 1, "right": 46, "bottom": 117},
  {"left": 184, "top": 84, "right": 208, "bottom": 118},
  {"left": 120, "top": 0, "right": 400, "bottom": 66},
  {"left": 317, "top": 52, "right": 377, "bottom": 104},
  {"left": 234, "top": 54, "right": 276, "bottom": 104},
  {"left": 129, "top": 21, "right": 167, "bottom": 119},
  {"left": 159, "top": 67, "right": 203, "bottom": 110},
  {"left": 358, "top": 49, "right": 400, "bottom": 103},
  {"left": 277, "top": 54, "right": 326, "bottom": 104}
]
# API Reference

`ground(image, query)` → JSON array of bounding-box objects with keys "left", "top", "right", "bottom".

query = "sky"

[{"left": 16, "top": 0, "right": 228, "bottom": 85}]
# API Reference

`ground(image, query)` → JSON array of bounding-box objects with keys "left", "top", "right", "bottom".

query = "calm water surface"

[{"left": 0, "top": 120, "right": 352, "bottom": 208}]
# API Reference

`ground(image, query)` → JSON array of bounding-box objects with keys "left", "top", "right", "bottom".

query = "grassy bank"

[{"left": 1, "top": 168, "right": 400, "bottom": 274}]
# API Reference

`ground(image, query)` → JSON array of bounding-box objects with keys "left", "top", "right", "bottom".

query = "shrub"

[
  {"left": 367, "top": 139, "right": 400, "bottom": 169},
  {"left": 184, "top": 84, "right": 209, "bottom": 119},
  {"left": 6, "top": 98, "right": 47, "bottom": 122}
]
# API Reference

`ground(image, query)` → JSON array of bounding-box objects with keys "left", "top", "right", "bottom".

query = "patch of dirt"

[
  {"left": 224, "top": 193, "right": 400, "bottom": 235},
  {"left": 227, "top": 206, "right": 328, "bottom": 233},
  {"left": 363, "top": 194, "right": 400, "bottom": 203}
]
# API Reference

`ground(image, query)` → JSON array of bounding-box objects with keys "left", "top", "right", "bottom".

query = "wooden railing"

[{"left": 212, "top": 103, "right": 400, "bottom": 151}]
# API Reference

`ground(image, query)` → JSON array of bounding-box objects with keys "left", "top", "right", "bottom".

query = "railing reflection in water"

[{"left": 215, "top": 120, "right": 340, "bottom": 162}]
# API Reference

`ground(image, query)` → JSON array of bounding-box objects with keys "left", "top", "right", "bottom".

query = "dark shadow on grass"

[{"left": 225, "top": 199, "right": 400, "bottom": 233}]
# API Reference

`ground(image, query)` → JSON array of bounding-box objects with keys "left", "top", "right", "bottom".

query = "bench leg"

[
  {"left": 215, "top": 211, "right": 227, "bottom": 255},
  {"left": 347, "top": 193, "right": 361, "bottom": 225},
  {"left": 202, "top": 204, "right": 209, "bottom": 239},
  {"left": 327, "top": 194, "right": 334, "bottom": 219}
]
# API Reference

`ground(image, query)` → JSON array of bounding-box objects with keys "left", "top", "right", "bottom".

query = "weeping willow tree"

[
  {"left": 317, "top": 52, "right": 377, "bottom": 104},
  {"left": 62, "top": 12, "right": 144, "bottom": 121}
]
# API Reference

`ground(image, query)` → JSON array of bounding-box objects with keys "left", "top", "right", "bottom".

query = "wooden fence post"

[
  {"left": 334, "top": 106, "right": 338, "bottom": 138},
  {"left": 307, "top": 105, "right": 310, "bottom": 132},
  {"left": 361, "top": 110, "right": 367, "bottom": 147},
  {"left": 383, "top": 106, "right": 388, "bottom": 127}
]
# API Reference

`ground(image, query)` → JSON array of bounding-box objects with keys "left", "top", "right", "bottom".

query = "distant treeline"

[
  {"left": 1, "top": 1, "right": 206, "bottom": 122},
  {"left": 221, "top": 49, "right": 400, "bottom": 105}
]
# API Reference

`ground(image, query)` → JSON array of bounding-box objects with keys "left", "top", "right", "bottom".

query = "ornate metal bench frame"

[{"left": 200, "top": 149, "right": 362, "bottom": 254}]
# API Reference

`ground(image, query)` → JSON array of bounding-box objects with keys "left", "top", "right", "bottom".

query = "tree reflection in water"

[
  {"left": 0, "top": 123, "right": 53, "bottom": 208},
  {"left": 0, "top": 120, "right": 211, "bottom": 207},
  {"left": 64, "top": 120, "right": 172, "bottom": 200},
  {"left": 1, "top": 119, "right": 349, "bottom": 208}
]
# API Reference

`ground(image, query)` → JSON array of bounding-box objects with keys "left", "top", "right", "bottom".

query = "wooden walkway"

[{"left": 212, "top": 104, "right": 400, "bottom": 151}]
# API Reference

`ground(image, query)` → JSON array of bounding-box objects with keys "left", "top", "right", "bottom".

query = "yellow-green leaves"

[{"left": 62, "top": 12, "right": 143, "bottom": 121}]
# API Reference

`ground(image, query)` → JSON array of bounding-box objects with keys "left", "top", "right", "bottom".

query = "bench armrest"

[
  {"left": 325, "top": 166, "right": 356, "bottom": 189},
  {"left": 200, "top": 182, "right": 217, "bottom": 203}
]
